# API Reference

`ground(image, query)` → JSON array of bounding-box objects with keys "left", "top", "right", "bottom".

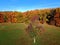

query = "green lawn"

[{"left": 0, "top": 23, "right": 60, "bottom": 45}]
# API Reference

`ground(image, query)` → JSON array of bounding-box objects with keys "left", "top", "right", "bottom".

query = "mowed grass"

[
  {"left": 35, "top": 23, "right": 60, "bottom": 45},
  {"left": 0, "top": 23, "right": 60, "bottom": 45}
]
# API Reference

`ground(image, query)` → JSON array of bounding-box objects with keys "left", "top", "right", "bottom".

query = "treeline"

[{"left": 0, "top": 8, "right": 60, "bottom": 26}]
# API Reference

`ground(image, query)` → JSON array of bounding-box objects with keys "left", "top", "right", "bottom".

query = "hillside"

[{"left": 0, "top": 8, "right": 60, "bottom": 26}]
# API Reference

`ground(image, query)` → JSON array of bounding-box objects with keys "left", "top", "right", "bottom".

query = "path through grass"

[{"left": 0, "top": 23, "right": 60, "bottom": 45}]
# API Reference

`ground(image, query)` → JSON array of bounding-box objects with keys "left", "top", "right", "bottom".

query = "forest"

[{"left": 0, "top": 8, "right": 60, "bottom": 27}]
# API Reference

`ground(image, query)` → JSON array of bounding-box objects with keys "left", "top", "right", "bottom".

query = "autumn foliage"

[{"left": 0, "top": 8, "right": 60, "bottom": 26}]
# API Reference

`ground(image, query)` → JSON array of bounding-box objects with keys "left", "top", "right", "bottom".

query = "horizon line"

[{"left": 0, "top": 7, "right": 60, "bottom": 12}]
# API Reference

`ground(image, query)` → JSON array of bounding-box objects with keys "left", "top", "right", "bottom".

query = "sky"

[{"left": 0, "top": 0, "right": 60, "bottom": 12}]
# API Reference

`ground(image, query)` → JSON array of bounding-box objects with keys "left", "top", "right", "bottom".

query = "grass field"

[{"left": 0, "top": 23, "right": 60, "bottom": 45}]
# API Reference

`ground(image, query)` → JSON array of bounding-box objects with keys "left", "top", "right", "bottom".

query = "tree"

[
  {"left": 3, "top": 15, "right": 8, "bottom": 22},
  {"left": 46, "top": 9, "right": 56, "bottom": 25},
  {"left": 16, "top": 12, "right": 24, "bottom": 23}
]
